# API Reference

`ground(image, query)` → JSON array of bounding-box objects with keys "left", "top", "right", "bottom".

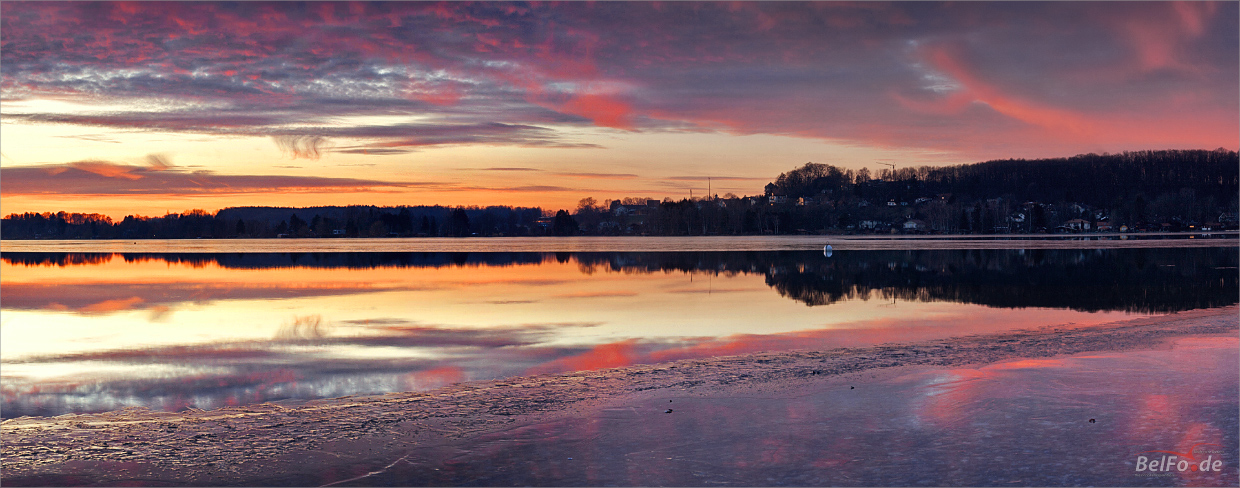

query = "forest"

[{"left": 3, "top": 149, "right": 1237, "bottom": 239}]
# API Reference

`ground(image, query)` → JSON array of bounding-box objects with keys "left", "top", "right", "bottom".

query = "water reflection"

[
  {"left": 6, "top": 248, "right": 1234, "bottom": 313},
  {"left": 1, "top": 248, "right": 1235, "bottom": 418}
]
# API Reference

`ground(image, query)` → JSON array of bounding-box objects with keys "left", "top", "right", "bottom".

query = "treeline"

[
  {"left": 582, "top": 148, "right": 1238, "bottom": 235},
  {"left": 2, "top": 149, "right": 1236, "bottom": 239},
  {"left": 1, "top": 205, "right": 548, "bottom": 239}
]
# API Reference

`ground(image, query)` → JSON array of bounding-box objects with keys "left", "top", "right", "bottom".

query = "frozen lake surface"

[
  {"left": 2, "top": 309, "right": 1235, "bottom": 486},
  {"left": 385, "top": 336, "right": 1238, "bottom": 487}
]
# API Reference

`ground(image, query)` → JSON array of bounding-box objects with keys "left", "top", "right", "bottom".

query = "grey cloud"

[{"left": 0, "top": 161, "right": 422, "bottom": 196}]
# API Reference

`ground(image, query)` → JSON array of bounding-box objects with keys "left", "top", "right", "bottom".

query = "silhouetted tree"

[
  {"left": 551, "top": 210, "right": 578, "bottom": 236},
  {"left": 446, "top": 208, "right": 471, "bottom": 237}
]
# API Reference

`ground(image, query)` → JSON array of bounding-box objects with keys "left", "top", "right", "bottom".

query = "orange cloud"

[{"left": 69, "top": 161, "right": 144, "bottom": 180}]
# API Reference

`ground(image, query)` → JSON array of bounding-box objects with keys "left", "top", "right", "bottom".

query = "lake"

[{"left": 1, "top": 237, "right": 1236, "bottom": 419}]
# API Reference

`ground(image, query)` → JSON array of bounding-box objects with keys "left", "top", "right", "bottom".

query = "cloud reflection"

[
  {"left": 0, "top": 312, "right": 991, "bottom": 417},
  {"left": 2, "top": 249, "right": 1236, "bottom": 419},
  {"left": 0, "top": 282, "right": 415, "bottom": 314}
]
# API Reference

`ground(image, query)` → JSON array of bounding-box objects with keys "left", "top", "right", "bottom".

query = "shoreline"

[
  {"left": 0, "top": 233, "right": 1236, "bottom": 254},
  {"left": 3, "top": 306, "right": 1237, "bottom": 485}
]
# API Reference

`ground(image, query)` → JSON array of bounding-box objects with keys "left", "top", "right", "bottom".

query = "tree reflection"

[{"left": 5, "top": 248, "right": 1235, "bottom": 313}]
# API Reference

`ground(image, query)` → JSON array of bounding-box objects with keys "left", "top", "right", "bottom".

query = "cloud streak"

[
  {"left": 0, "top": 2, "right": 1233, "bottom": 160},
  {"left": 0, "top": 160, "right": 422, "bottom": 196}
]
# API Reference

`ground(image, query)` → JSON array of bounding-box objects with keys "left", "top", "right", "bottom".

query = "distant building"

[
  {"left": 1064, "top": 219, "right": 1091, "bottom": 232},
  {"left": 1095, "top": 222, "right": 1113, "bottom": 232},
  {"left": 769, "top": 195, "right": 788, "bottom": 204},
  {"left": 903, "top": 219, "right": 927, "bottom": 232}
]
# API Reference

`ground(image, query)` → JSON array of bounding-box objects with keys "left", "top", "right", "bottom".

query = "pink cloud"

[{"left": 1, "top": 2, "right": 1235, "bottom": 161}]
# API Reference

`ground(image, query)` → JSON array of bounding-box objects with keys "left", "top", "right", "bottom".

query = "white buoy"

[{"left": 823, "top": 244, "right": 833, "bottom": 257}]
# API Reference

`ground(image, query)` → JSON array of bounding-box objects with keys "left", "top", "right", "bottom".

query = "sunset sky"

[{"left": 2, "top": 1, "right": 1236, "bottom": 218}]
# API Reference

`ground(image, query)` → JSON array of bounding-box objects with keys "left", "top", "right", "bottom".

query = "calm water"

[{"left": 2, "top": 240, "right": 1236, "bottom": 418}]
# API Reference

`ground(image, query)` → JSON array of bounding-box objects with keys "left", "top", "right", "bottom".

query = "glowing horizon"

[{"left": 2, "top": 2, "right": 1236, "bottom": 219}]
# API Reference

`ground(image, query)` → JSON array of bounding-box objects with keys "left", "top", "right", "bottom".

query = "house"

[
  {"left": 859, "top": 220, "right": 882, "bottom": 230},
  {"left": 1095, "top": 222, "right": 1113, "bottom": 232},
  {"left": 769, "top": 195, "right": 788, "bottom": 204},
  {"left": 598, "top": 221, "right": 622, "bottom": 232},
  {"left": 1064, "top": 219, "right": 1091, "bottom": 232},
  {"left": 903, "top": 219, "right": 927, "bottom": 232}
]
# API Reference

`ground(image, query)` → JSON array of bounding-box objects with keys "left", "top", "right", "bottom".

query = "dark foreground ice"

[
  {"left": 3, "top": 307, "right": 1237, "bottom": 487},
  {"left": 407, "top": 336, "right": 1237, "bottom": 487}
]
